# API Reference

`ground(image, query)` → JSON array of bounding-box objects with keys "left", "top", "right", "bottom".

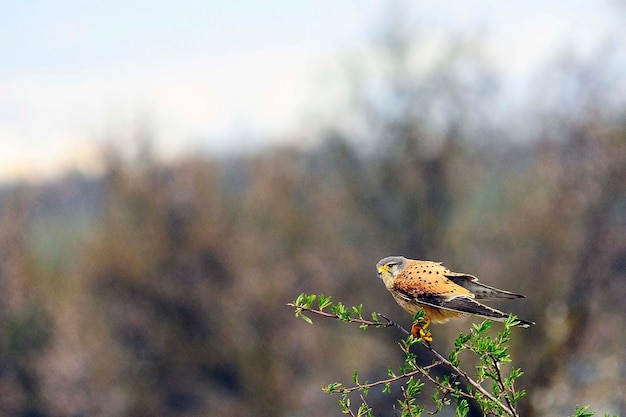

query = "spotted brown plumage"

[{"left": 376, "top": 256, "right": 534, "bottom": 337}]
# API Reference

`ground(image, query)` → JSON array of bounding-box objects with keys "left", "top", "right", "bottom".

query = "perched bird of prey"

[{"left": 376, "top": 256, "right": 533, "bottom": 341}]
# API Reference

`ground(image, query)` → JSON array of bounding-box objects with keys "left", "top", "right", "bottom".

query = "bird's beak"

[{"left": 377, "top": 265, "right": 388, "bottom": 276}]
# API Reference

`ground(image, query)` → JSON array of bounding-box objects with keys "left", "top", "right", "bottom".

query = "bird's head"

[{"left": 376, "top": 256, "right": 407, "bottom": 287}]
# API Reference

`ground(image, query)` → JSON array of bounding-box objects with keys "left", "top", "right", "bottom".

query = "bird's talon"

[
  {"left": 420, "top": 328, "right": 433, "bottom": 343},
  {"left": 411, "top": 321, "right": 433, "bottom": 342}
]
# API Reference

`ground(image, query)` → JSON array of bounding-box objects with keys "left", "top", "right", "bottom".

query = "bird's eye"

[{"left": 387, "top": 262, "right": 396, "bottom": 268}]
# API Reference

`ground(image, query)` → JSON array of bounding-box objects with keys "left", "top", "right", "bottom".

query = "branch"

[
  {"left": 287, "top": 303, "right": 395, "bottom": 329},
  {"left": 423, "top": 341, "right": 517, "bottom": 417},
  {"left": 291, "top": 302, "right": 518, "bottom": 417},
  {"left": 330, "top": 364, "right": 437, "bottom": 394}
]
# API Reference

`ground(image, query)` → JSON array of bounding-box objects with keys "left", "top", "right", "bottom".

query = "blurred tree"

[{"left": 0, "top": 186, "right": 52, "bottom": 417}]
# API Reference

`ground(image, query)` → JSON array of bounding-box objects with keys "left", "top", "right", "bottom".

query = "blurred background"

[{"left": 1, "top": 1, "right": 625, "bottom": 416}]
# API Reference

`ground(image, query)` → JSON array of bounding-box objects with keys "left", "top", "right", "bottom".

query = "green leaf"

[
  {"left": 401, "top": 334, "right": 420, "bottom": 350},
  {"left": 448, "top": 350, "right": 460, "bottom": 367},
  {"left": 371, "top": 312, "right": 380, "bottom": 323},
  {"left": 455, "top": 399, "right": 470, "bottom": 417},
  {"left": 382, "top": 382, "right": 391, "bottom": 393},
  {"left": 431, "top": 389, "right": 444, "bottom": 413},
  {"left": 357, "top": 402, "right": 372, "bottom": 417},
  {"left": 472, "top": 320, "right": 492, "bottom": 334},
  {"left": 455, "top": 332, "right": 471, "bottom": 347},
  {"left": 294, "top": 292, "right": 306, "bottom": 307},
  {"left": 572, "top": 405, "right": 594, "bottom": 417},
  {"left": 405, "top": 376, "right": 424, "bottom": 396},
  {"left": 317, "top": 294, "right": 333, "bottom": 310},
  {"left": 412, "top": 308, "right": 426, "bottom": 322},
  {"left": 322, "top": 382, "right": 344, "bottom": 393},
  {"left": 305, "top": 294, "right": 316, "bottom": 308},
  {"left": 298, "top": 311, "right": 313, "bottom": 324},
  {"left": 332, "top": 302, "right": 351, "bottom": 321},
  {"left": 339, "top": 395, "right": 350, "bottom": 413},
  {"left": 504, "top": 314, "right": 521, "bottom": 328}
]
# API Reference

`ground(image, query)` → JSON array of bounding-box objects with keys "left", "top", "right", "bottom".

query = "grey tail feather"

[{"left": 447, "top": 276, "right": 526, "bottom": 300}]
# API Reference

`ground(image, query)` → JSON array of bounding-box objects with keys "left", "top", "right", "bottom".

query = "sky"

[{"left": 0, "top": 0, "right": 623, "bottom": 182}]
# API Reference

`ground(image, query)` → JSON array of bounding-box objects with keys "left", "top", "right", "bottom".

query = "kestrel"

[{"left": 376, "top": 256, "right": 533, "bottom": 341}]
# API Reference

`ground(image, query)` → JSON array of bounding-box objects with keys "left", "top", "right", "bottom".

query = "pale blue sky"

[
  {"left": 1, "top": 1, "right": 369, "bottom": 71},
  {"left": 0, "top": 0, "right": 622, "bottom": 181}
]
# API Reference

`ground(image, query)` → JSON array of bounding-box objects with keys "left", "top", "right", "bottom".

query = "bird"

[{"left": 376, "top": 256, "right": 533, "bottom": 341}]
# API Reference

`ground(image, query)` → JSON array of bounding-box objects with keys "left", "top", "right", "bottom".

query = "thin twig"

[
  {"left": 336, "top": 368, "right": 425, "bottom": 393},
  {"left": 418, "top": 369, "right": 474, "bottom": 401},
  {"left": 489, "top": 354, "right": 517, "bottom": 416},
  {"left": 378, "top": 313, "right": 411, "bottom": 335},
  {"left": 401, "top": 386, "right": 417, "bottom": 417}
]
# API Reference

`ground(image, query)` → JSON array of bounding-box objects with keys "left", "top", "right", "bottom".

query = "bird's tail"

[{"left": 448, "top": 275, "right": 526, "bottom": 300}]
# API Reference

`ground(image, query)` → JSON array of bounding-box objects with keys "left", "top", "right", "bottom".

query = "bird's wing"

[
  {"left": 392, "top": 287, "right": 533, "bottom": 328},
  {"left": 431, "top": 296, "right": 534, "bottom": 327},
  {"left": 444, "top": 271, "right": 526, "bottom": 300}
]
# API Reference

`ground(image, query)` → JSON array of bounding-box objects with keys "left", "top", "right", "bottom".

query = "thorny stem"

[{"left": 290, "top": 303, "right": 519, "bottom": 417}]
